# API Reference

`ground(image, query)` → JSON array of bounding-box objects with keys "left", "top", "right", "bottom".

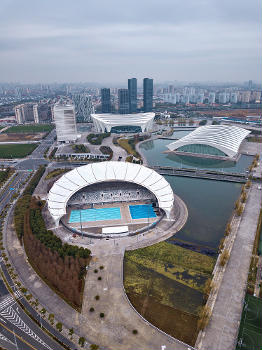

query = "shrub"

[
  {"left": 56, "top": 322, "right": 63, "bottom": 332},
  {"left": 79, "top": 337, "right": 85, "bottom": 347},
  {"left": 90, "top": 345, "right": 99, "bottom": 350},
  {"left": 99, "top": 313, "right": 105, "bottom": 318},
  {"left": 98, "top": 276, "right": 102, "bottom": 281},
  {"left": 89, "top": 307, "right": 95, "bottom": 312},
  {"left": 99, "top": 265, "right": 104, "bottom": 270},
  {"left": 95, "top": 295, "right": 100, "bottom": 300},
  {"left": 219, "top": 249, "right": 230, "bottom": 267},
  {"left": 94, "top": 269, "right": 98, "bottom": 273},
  {"left": 132, "top": 329, "right": 138, "bottom": 334},
  {"left": 197, "top": 305, "right": 211, "bottom": 331}
]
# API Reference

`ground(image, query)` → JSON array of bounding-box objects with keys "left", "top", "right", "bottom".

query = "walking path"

[
  {"left": 196, "top": 184, "right": 262, "bottom": 350},
  {"left": 5, "top": 193, "right": 189, "bottom": 349}
]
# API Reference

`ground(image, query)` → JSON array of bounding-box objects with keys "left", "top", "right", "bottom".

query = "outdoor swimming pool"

[
  {"left": 129, "top": 204, "right": 156, "bottom": 219},
  {"left": 69, "top": 207, "right": 121, "bottom": 223}
]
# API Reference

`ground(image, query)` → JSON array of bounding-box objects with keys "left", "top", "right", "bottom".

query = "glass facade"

[
  {"left": 177, "top": 144, "right": 227, "bottom": 157},
  {"left": 111, "top": 125, "right": 141, "bottom": 133}
]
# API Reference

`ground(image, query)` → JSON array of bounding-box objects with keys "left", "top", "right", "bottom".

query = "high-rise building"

[
  {"left": 168, "top": 85, "right": 174, "bottom": 94},
  {"left": 101, "top": 88, "right": 111, "bottom": 113},
  {"left": 248, "top": 80, "right": 253, "bottom": 89},
  {"left": 73, "top": 93, "right": 94, "bottom": 122},
  {"left": 143, "top": 78, "right": 153, "bottom": 112},
  {"left": 128, "top": 78, "right": 137, "bottom": 113},
  {"left": 118, "top": 89, "right": 129, "bottom": 114},
  {"left": 209, "top": 92, "right": 216, "bottom": 104},
  {"left": 14, "top": 105, "right": 24, "bottom": 124},
  {"left": 54, "top": 103, "right": 77, "bottom": 143},
  {"left": 14, "top": 103, "right": 35, "bottom": 123},
  {"left": 230, "top": 93, "right": 238, "bottom": 104},
  {"left": 218, "top": 92, "right": 227, "bottom": 104},
  {"left": 33, "top": 104, "right": 39, "bottom": 123}
]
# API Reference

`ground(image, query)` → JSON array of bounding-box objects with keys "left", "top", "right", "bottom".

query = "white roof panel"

[{"left": 47, "top": 161, "right": 174, "bottom": 225}]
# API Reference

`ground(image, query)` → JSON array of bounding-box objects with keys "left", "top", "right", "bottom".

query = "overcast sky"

[{"left": 0, "top": 0, "right": 261, "bottom": 84}]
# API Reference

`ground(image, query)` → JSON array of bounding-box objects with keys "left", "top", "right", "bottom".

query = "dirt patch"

[
  {"left": 194, "top": 109, "right": 260, "bottom": 118},
  {"left": 127, "top": 292, "right": 199, "bottom": 346},
  {"left": 0, "top": 132, "right": 46, "bottom": 142}
]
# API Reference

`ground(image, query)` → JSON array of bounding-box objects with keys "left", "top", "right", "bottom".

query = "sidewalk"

[{"left": 197, "top": 184, "right": 262, "bottom": 350}]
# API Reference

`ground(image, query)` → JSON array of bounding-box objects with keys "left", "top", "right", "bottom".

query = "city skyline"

[{"left": 0, "top": 0, "right": 260, "bottom": 83}]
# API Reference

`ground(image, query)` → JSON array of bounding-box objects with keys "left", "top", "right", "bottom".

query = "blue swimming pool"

[
  {"left": 69, "top": 207, "right": 121, "bottom": 223},
  {"left": 129, "top": 204, "right": 156, "bottom": 219}
]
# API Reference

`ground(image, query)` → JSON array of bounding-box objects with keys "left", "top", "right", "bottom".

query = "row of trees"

[{"left": 0, "top": 167, "right": 13, "bottom": 186}]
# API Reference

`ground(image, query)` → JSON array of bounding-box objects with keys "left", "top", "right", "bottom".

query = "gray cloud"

[{"left": 0, "top": 0, "right": 260, "bottom": 83}]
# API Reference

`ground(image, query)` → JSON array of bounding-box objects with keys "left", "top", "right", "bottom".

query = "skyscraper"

[
  {"left": 54, "top": 102, "right": 77, "bottom": 143},
  {"left": 128, "top": 78, "right": 137, "bottom": 113},
  {"left": 101, "top": 88, "right": 111, "bottom": 113},
  {"left": 73, "top": 93, "right": 94, "bottom": 122},
  {"left": 143, "top": 78, "right": 153, "bottom": 112},
  {"left": 118, "top": 89, "right": 129, "bottom": 114}
]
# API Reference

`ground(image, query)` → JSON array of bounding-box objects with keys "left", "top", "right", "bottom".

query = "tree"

[
  {"left": 90, "top": 345, "right": 99, "bottom": 350},
  {"left": 69, "top": 328, "right": 74, "bottom": 337},
  {"left": 56, "top": 322, "right": 63, "bottom": 332},
  {"left": 79, "top": 337, "right": 85, "bottom": 347},
  {"left": 219, "top": 249, "right": 229, "bottom": 267},
  {"left": 48, "top": 313, "right": 54, "bottom": 324},
  {"left": 199, "top": 119, "right": 207, "bottom": 126}
]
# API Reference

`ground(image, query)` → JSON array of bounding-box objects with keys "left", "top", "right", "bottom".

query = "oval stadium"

[{"left": 47, "top": 161, "right": 187, "bottom": 239}]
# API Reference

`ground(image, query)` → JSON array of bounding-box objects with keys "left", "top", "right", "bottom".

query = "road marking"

[
  {"left": 0, "top": 319, "right": 39, "bottom": 350},
  {"left": 0, "top": 330, "right": 15, "bottom": 346},
  {"left": 1, "top": 306, "right": 52, "bottom": 350}
]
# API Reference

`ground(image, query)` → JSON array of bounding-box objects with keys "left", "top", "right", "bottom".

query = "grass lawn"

[
  {"left": 0, "top": 143, "right": 39, "bottom": 158},
  {"left": 117, "top": 138, "right": 140, "bottom": 158},
  {"left": 124, "top": 242, "right": 216, "bottom": 345},
  {"left": 236, "top": 294, "right": 262, "bottom": 350},
  {"left": 6, "top": 124, "right": 54, "bottom": 133}
]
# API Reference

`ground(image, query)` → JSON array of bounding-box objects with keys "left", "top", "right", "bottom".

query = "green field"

[
  {"left": 6, "top": 124, "right": 54, "bottom": 133},
  {"left": 124, "top": 242, "right": 215, "bottom": 345},
  {"left": 236, "top": 294, "right": 262, "bottom": 350},
  {"left": 0, "top": 144, "right": 39, "bottom": 158}
]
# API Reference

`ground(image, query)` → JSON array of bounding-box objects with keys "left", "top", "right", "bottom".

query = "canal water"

[
  {"left": 166, "top": 176, "right": 241, "bottom": 250},
  {"left": 140, "top": 138, "right": 253, "bottom": 173}
]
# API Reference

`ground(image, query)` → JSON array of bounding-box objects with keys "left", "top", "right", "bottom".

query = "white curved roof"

[
  {"left": 167, "top": 125, "right": 250, "bottom": 158},
  {"left": 91, "top": 113, "right": 154, "bottom": 132},
  {"left": 47, "top": 161, "right": 174, "bottom": 226}
]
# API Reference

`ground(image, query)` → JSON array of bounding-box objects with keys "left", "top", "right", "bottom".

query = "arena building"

[
  {"left": 167, "top": 125, "right": 250, "bottom": 159},
  {"left": 91, "top": 113, "right": 155, "bottom": 133},
  {"left": 47, "top": 161, "right": 174, "bottom": 238}
]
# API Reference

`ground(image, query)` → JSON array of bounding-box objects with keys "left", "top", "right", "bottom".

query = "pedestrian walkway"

[{"left": 197, "top": 185, "right": 262, "bottom": 350}]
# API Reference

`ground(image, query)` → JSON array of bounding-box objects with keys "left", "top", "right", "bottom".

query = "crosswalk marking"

[
  {"left": 1, "top": 306, "right": 52, "bottom": 350},
  {"left": 0, "top": 291, "right": 21, "bottom": 312}
]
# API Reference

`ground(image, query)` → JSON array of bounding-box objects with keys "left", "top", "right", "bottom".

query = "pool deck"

[{"left": 66, "top": 201, "right": 158, "bottom": 233}]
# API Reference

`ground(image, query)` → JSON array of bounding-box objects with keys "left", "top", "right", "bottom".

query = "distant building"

[
  {"left": 241, "top": 91, "right": 251, "bottom": 103},
  {"left": 128, "top": 78, "right": 137, "bottom": 113},
  {"left": 218, "top": 92, "right": 227, "bottom": 104},
  {"left": 168, "top": 85, "right": 174, "bottom": 94},
  {"left": 54, "top": 103, "right": 77, "bottom": 143},
  {"left": 208, "top": 92, "right": 216, "bottom": 104},
  {"left": 230, "top": 93, "right": 238, "bottom": 104},
  {"left": 101, "top": 88, "right": 111, "bottom": 113},
  {"left": 197, "top": 93, "right": 204, "bottom": 104},
  {"left": 143, "top": 78, "right": 153, "bottom": 112},
  {"left": 14, "top": 103, "right": 34, "bottom": 123},
  {"left": 248, "top": 80, "right": 253, "bottom": 89},
  {"left": 33, "top": 104, "right": 39, "bottom": 123},
  {"left": 118, "top": 89, "right": 129, "bottom": 114},
  {"left": 73, "top": 93, "right": 94, "bottom": 122}
]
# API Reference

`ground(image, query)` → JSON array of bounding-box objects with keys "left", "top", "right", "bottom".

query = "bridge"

[{"left": 151, "top": 165, "right": 250, "bottom": 183}]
